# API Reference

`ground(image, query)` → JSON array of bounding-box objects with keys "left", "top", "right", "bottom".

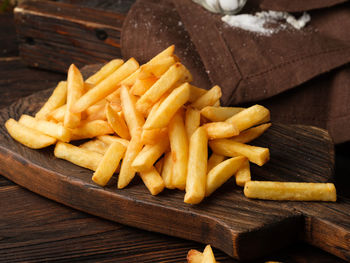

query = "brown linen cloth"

[{"left": 122, "top": 0, "right": 350, "bottom": 143}]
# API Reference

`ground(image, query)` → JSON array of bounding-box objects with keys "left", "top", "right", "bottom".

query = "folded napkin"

[{"left": 121, "top": 0, "right": 350, "bottom": 143}]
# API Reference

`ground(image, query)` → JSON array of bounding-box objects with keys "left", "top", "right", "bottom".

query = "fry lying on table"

[{"left": 5, "top": 45, "right": 336, "bottom": 204}]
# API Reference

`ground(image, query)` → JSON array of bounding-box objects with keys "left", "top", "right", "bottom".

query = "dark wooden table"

[{"left": 1, "top": 12, "right": 350, "bottom": 263}]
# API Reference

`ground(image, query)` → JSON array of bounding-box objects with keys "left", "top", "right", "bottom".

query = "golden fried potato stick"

[
  {"left": 184, "top": 127, "right": 208, "bottom": 204},
  {"left": 92, "top": 141, "right": 126, "bottom": 186},
  {"left": 79, "top": 139, "right": 109, "bottom": 155},
  {"left": 185, "top": 107, "right": 200, "bottom": 140},
  {"left": 231, "top": 123, "right": 271, "bottom": 143},
  {"left": 131, "top": 76, "right": 158, "bottom": 96},
  {"left": 118, "top": 128, "right": 143, "bottom": 189},
  {"left": 161, "top": 152, "right": 175, "bottom": 189},
  {"left": 143, "top": 83, "right": 190, "bottom": 129},
  {"left": 106, "top": 103, "right": 130, "bottom": 140},
  {"left": 191, "top": 85, "right": 222, "bottom": 110},
  {"left": 54, "top": 142, "right": 103, "bottom": 171},
  {"left": 207, "top": 153, "right": 226, "bottom": 173},
  {"left": 244, "top": 181, "right": 337, "bottom": 201},
  {"left": 187, "top": 249, "right": 203, "bottom": 263},
  {"left": 5, "top": 118, "right": 56, "bottom": 149},
  {"left": 141, "top": 128, "right": 168, "bottom": 145},
  {"left": 235, "top": 158, "right": 251, "bottom": 187},
  {"left": 48, "top": 104, "right": 66, "bottom": 122},
  {"left": 97, "top": 135, "right": 129, "bottom": 148},
  {"left": 120, "top": 85, "right": 145, "bottom": 137},
  {"left": 70, "top": 120, "right": 114, "bottom": 140},
  {"left": 86, "top": 59, "right": 124, "bottom": 86},
  {"left": 138, "top": 56, "right": 177, "bottom": 79},
  {"left": 19, "top": 114, "right": 71, "bottom": 142},
  {"left": 35, "top": 81, "right": 67, "bottom": 120},
  {"left": 136, "top": 63, "right": 191, "bottom": 115},
  {"left": 84, "top": 99, "right": 107, "bottom": 121},
  {"left": 132, "top": 138, "right": 169, "bottom": 172},
  {"left": 188, "top": 85, "right": 207, "bottom": 103},
  {"left": 206, "top": 156, "right": 246, "bottom": 196},
  {"left": 169, "top": 110, "right": 189, "bottom": 190},
  {"left": 202, "top": 245, "right": 217, "bottom": 263},
  {"left": 226, "top": 104, "right": 270, "bottom": 132},
  {"left": 209, "top": 139, "right": 269, "bottom": 166},
  {"left": 64, "top": 64, "right": 84, "bottom": 129},
  {"left": 72, "top": 58, "right": 139, "bottom": 113},
  {"left": 202, "top": 121, "right": 239, "bottom": 140},
  {"left": 139, "top": 167, "right": 165, "bottom": 195},
  {"left": 200, "top": 106, "right": 244, "bottom": 122}
]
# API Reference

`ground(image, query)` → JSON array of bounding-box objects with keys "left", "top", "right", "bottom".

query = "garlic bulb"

[{"left": 192, "top": 0, "right": 247, "bottom": 15}]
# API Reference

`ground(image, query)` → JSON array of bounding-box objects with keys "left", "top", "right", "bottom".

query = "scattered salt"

[{"left": 222, "top": 11, "right": 311, "bottom": 35}]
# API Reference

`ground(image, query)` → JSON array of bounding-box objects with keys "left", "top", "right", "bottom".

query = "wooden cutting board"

[{"left": 0, "top": 65, "right": 349, "bottom": 261}]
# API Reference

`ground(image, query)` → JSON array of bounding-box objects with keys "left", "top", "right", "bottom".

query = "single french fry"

[
  {"left": 185, "top": 107, "right": 200, "bottom": 140},
  {"left": 202, "top": 245, "right": 216, "bottom": 263},
  {"left": 213, "top": 100, "right": 220, "bottom": 107},
  {"left": 141, "top": 127, "right": 168, "bottom": 145},
  {"left": 136, "top": 63, "right": 191, "bottom": 115},
  {"left": 71, "top": 120, "right": 114, "bottom": 140},
  {"left": 148, "top": 45, "right": 175, "bottom": 63},
  {"left": 79, "top": 139, "right": 109, "bottom": 155},
  {"left": 106, "top": 103, "right": 130, "bottom": 139},
  {"left": 97, "top": 135, "right": 129, "bottom": 148},
  {"left": 120, "top": 85, "right": 145, "bottom": 137},
  {"left": 207, "top": 153, "right": 226, "bottom": 173},
  {"left": 139, "top": 56, "right": 176, "bottom": 78},
  {"left": 226, "top": 104, "right": 270, "bottom": 132},
  {"left": 35, "top": 81, "right": 67, "bottom": 120},
  {"left": 231, "top": 123, "right": 271, "bottom": 143},
  {"left": 54, "top": 142, "right": 103, "bottom": 171},
  {"left": 5, "top": 118, "right": 56, "bottom": 149},
  {"left": 132, "top": 138, "right": 169, "bottom": 172},
  {"left": 244, "top": 181, "right": 337, "bottom": 202},
  {"left": 184, "top": 127, "right": 208, "bottom": 204},
  {"left": 188, "top": 85, "right": 207, "bottom": 103},
  {"left": 139, "top": 167, "right": 165, "bottom": 195},
  {"left": 64, "top": 64, "right": 84, "bottom": 129},
  {"left": 202, "top": 121, "right": 239, "bottom": 140},
  {"left": 209, "top": 139, "right": 269, "bottom": 166},
  {"left": 143, "top": 83, "right": 190, "bottom": 129},
  {"left": 120, "top": 69, "right": 140, "bottom": 87},
  {"left": 161, "top": 152, "right": 175, "bottom": 189},
  {"left": 169, "top": 110, "right": 189, "bottom": 190},
  {"left": 19, "top": 114, "right": 70, "bottom": 142},
  {"left": 92, "top": 141, "right": 126, "bottom": 186},
  {"left": 131, "top": 76, "right": 158, "bottom": 96},
  {"left": 72, "top": 58, "right": 139, "bottom": 113},
  {"left": 84, "top": 99, "right": 107, "bottom": 121},
  {"left": 118, "top": 128, "right": 143, "bottom": 189},
  {"left": 206, "top": 156, "right": 246, "bottom": 196},
  {"left": 155, "top": 157, "right": 164, "bottom": 174},
  {"left": 191, "top": 85, "right": 222, "bottom": 110},
  {"left": 48, "top": 104, "right": 66, "bottom": 122},
  {"left": 235, "top": 159, "right": 251, "bottom": 187},
  {"left": 106, "top": 88, "right": 121, "bottom": 103},
  {"left": 187, "top": 249, "right": 203, "bottom": 263},
  {"left": 201, "top": 106, "right": 244, "bottom": 122},
  {"left": 86, "top": 59, "right": 124, "bottom": 86}
]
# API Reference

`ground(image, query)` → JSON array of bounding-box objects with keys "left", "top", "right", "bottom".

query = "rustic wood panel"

[
  {"left": 0, "top": 64, "right": 346, "bottom": 261},
  {"left": 14, "top": 0, "right": 134, "bottom": 72},
  {"left": 0, "top": 13, "right": 18, "bottom": 57}
]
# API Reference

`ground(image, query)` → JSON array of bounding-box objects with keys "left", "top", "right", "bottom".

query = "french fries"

[
  {"left": 244, "top": 181, "right": 337, "bottom": 201},
  {"left": 54, "top": 142, "right": 103, "bottom": 171},
  {"left": 92, "top": 141, "right": 126, "bottom": 186},
  {"left": 5, "top": 118, "right": 56, "bottom": 149},
  {"left": 6, "top": 45, "right": 333, "bottom": 206},
  {"left": 35, "top": 81, "right": 67, "bottom": 120},
  {"left": 187, "top": 245, "right": 217, "bottom": 263},
  {"left": 184, "top": 127, "right": 208, "bottom": 204}
]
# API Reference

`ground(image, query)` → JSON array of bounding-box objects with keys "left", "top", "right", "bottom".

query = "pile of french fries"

[{"left": 5, "top": 45, "right": 336, "bottom": 203}]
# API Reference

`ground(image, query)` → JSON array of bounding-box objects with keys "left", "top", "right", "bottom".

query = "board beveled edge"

[{"left": 0, "top": 144, "right": 306, "bottom": 260}]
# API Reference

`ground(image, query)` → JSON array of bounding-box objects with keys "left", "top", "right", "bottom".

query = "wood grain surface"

[
  {"left": 14, "top": 0, "right": 134, "bottom": 72},
  {"left": 0, "top": 64, "right": 348, "bottom": 261}
]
